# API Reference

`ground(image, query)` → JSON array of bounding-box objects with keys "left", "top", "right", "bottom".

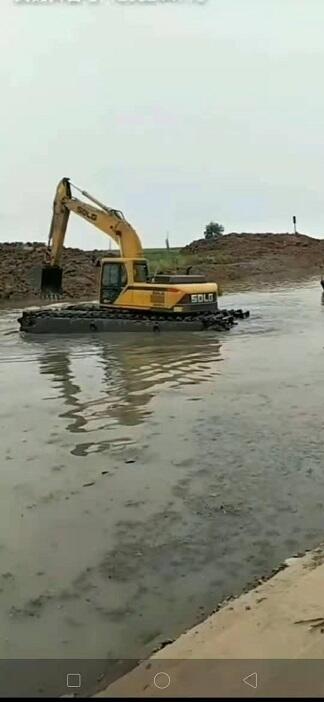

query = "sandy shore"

[{"left": 96, "top": 546, "right": 324, "bottom": 698}]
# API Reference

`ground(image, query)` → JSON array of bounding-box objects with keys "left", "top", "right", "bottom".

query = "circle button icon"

[{"left": 153, "top": 672, "right": 171, "bottom": 690}]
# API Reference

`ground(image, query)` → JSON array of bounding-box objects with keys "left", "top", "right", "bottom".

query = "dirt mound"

[
  {"left": 182, "top": 233, "right": 324, "bottom": 288},
  {"left": 1, "top": 233, "right": 324, "bottom": 303},
  {"left": 184, "top": 232, "right": 322, "bottom": 257},
  {"left": 0, "top": 243, "right": 110, "bottom": 301}
]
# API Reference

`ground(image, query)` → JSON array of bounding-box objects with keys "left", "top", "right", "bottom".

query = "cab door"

[{"left": 100, "top": 262, "right": 127, "bottom": 304}]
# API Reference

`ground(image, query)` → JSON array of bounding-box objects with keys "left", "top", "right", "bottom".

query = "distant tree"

[{"left": 204, "top": 221, "right": 225, "bottom": 239}]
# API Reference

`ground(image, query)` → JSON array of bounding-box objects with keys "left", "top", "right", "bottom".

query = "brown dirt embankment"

[
  {"left": 0, "top": 243, "right": 107, "bottom": 302},
  {"left": 1, "top": 233, "right": 324, "bottom": 302},
  {"left": 182, "top": 232, "right": 324, "bottom": 289}
]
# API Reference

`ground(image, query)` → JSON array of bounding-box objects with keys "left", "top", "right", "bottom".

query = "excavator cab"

[
  {"left": 100, "top": 259, "right": 128, "bottom": 303},
  {"left": 99, "top": 258, "right": 149, "bottom": 304}
]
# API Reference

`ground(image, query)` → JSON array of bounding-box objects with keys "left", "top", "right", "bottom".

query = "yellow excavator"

[
  {"left": 42, "top": 178, "right": 219, "bottom": 310},
  {"left": 19, "top": 178, "right": 249, "bottom": 334}
]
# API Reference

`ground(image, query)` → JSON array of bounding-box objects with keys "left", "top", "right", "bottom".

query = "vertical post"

[
  {"left": 293, "top": 216, "right": 297, "bottom": 234},
  {"left": 165, "top": 232, "right": 170, "bottom": 250}
]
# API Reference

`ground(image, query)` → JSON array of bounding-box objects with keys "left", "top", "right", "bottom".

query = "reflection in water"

[
  {"left": 39, "top": 351, "right": 87, "bottom": 432},
  {"left": 3, "top": 283, "right": 324, "bottom": 694},
  {"left": 37, "top": 335, "right": 223, "bottom": 434}
]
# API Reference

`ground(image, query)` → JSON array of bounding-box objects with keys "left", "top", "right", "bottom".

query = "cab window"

[
  {"left": 133, "top": 262, "right": 149, "bottom": 283},
  {"left": 101, "top": 262, "right": 128, "bottom": 303}
]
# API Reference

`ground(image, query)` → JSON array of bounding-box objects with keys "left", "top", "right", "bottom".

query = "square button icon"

[{"left": 66, "top": 673, "right": 81, "bottom": 688}]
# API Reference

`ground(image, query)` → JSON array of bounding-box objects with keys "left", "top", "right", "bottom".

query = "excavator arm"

[{"left": 47, "top": 177, "right": 143, "bottom": 265}]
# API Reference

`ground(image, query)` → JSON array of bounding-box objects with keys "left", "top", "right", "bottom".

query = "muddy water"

[{"left": 1, "top": 281, "right": 324, "bottom": 693}]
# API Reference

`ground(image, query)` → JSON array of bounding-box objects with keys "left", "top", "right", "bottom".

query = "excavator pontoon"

[{"left": 18, "top": 178, "right": 249, "bottom": 334}]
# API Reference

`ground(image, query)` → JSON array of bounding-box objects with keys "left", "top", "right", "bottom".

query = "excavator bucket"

[
  {"left": 29, "top": 265, "right": 63, "bottom": 296},
  {"left": 40, "top": 266, "right": 63, "bottom": 295}
]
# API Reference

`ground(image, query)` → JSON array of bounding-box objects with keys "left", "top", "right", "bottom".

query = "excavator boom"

[{"left": 41, "top": 177, "right": 143, "bottom": 294}]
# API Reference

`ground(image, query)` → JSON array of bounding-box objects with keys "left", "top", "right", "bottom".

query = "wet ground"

[{"left": 1, "top": 280, "right": 324, "bottom": 695}]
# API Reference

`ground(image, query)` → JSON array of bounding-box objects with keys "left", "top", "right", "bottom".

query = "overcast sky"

[{"left": 2, "top": 0, "right": 324, "bottom": 249}]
